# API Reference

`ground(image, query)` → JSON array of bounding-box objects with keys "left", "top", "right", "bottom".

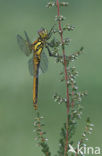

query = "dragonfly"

[{"left": 17, "top": 27, "right": 56, "bottom": 110}]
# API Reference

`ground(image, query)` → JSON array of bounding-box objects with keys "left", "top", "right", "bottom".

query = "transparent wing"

[
  {"left": 28, "top": 57, "right": 34, "bottom": 76},
  {"left": 17, "top": 32, "right": 32, "bottom": 56},
  {"left": 40, "top": 50, "right": 48, "bottom": 73},
  {"left": 24, "top": 31, "right": 31, "bottom": 44},
  {"left": 28, "top": 57, "right": 40, "bottom": 77},
  {"left": 28, "top": 51, "right": 48, "bottom": 76}
]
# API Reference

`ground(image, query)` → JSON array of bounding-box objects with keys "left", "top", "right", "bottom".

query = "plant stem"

[
  {"left": 75, "top": 153, "right": 77, "bottom": 156},
  {"left": 56, "top": 0, "right": 70, "bottom": 155}
]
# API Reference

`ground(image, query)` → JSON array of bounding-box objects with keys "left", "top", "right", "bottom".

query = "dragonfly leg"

[
  {"left": 46, "top": 45, "right": 57, "bottom": 57},
  {"left": 47, "top": 24, "right": 55, "bottom": 39},
  {"left": 46, "top": 42, "right": 53, "bottom": 48}
]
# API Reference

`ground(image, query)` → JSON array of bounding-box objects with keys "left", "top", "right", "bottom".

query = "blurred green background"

[{"left": 0, "top": 0, "right": 102, "bottom": 155}]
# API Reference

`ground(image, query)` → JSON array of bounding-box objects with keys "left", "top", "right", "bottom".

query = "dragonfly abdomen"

[{"left": 33, "top": 62, "right": 40, "bottom": 110}]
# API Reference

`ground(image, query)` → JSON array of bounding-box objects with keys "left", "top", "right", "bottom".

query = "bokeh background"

[{"left": 0, "top": 0, "right": 102, "bottom": 155}]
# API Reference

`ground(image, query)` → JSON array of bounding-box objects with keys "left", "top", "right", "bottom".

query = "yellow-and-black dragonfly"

[{"left": 17, "top": 27, "right": 56, "bottom": 110}]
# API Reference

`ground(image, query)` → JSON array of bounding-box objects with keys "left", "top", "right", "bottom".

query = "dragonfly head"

[{"left": 38, "top": 28, "right": 48, "bottom": 40}]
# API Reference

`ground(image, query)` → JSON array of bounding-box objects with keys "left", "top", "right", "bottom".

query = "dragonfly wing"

[
  {"left": 28, "top": 57, "right": 39, "bottom": 77},
  {"left": 28, "top": 57, "right": 34, "bottom": 76},
  {"left": 17, "top": 33, "right": 32, "bottom": 56},
  {"left": 24, "top": 31, "right": 31, "bottom": 44},
  {"left": 28, "top": 50, "right": 48, "bottom": 76},
  {"left": 40, "top": 50, "right": 48, "bottom": 73}
]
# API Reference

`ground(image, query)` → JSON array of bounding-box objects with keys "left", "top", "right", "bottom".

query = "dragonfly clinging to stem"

[{"left": 17, "top": 26, "right": 57, "bottom": 110}]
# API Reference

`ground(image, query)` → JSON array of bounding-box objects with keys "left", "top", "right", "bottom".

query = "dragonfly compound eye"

[{"left": 38, "top": 28, "right": 48, "bottom": 39}]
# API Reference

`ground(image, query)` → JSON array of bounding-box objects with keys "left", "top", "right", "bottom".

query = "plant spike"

[{"left": 34, "top": 1, "right": 94, "bottom": 156}]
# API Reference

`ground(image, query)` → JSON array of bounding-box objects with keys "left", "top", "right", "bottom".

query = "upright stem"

[
  {"left": 56, "top": 0, "right": 70, "bottom": 155},
  {"left": 75, "top": 153, "right": 77, "bottom": 156}
]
